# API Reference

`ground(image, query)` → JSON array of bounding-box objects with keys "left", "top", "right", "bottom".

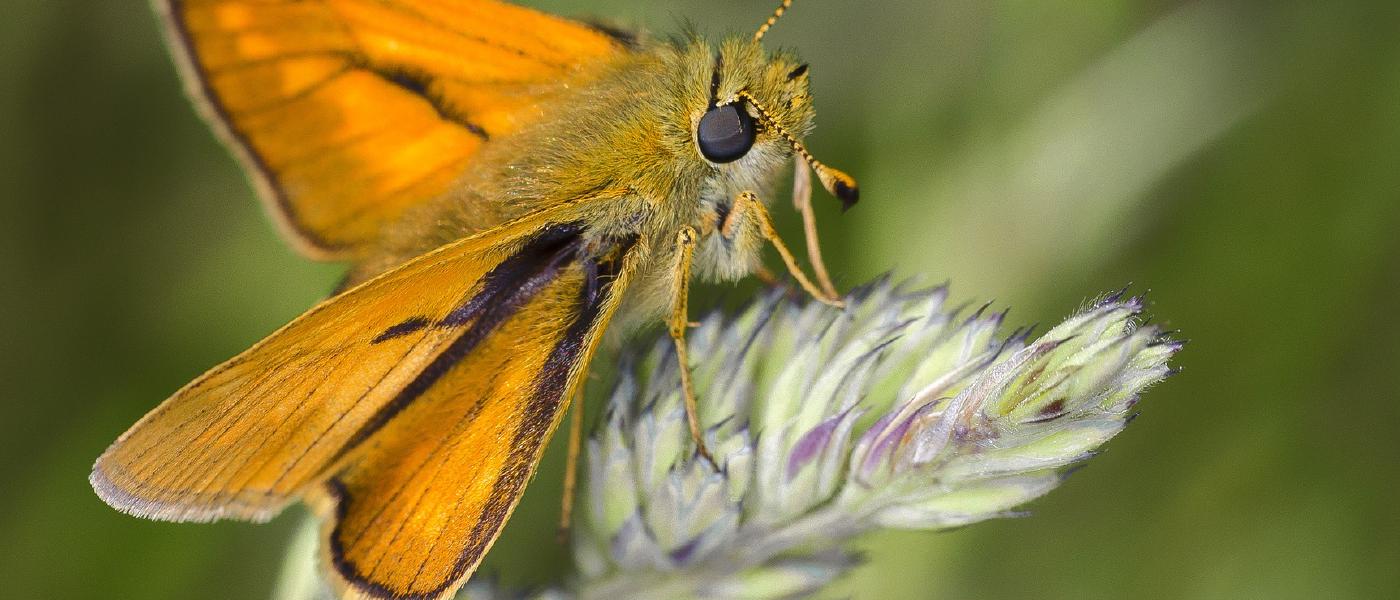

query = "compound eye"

[{"left": 696, "top": 104, "right": 756, "bottom": 163}]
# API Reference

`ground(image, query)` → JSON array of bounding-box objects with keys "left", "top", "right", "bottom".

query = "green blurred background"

[{"left": 4, "top": 0, "right": 1398, "bottom": 597}]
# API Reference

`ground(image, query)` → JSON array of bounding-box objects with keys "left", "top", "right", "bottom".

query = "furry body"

[{"left": 353, "top": 35, "right": 817, "bottom": 332}]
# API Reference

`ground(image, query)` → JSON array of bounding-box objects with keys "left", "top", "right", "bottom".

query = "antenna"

[
  {"left": 732, "top": 90, "right": 860, "bottom": 210},
  {"left": 754, "top": 0, "right": 794, "bottom": 43}
]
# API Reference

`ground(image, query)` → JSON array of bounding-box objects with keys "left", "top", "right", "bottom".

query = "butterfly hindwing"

[{"left": 155, "top": 0, "right": 632, "bottom": 258}]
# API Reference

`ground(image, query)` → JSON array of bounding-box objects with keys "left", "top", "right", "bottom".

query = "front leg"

[
  {"left": 723, "top": 191, "right": 845, "bottom": 308},
  {"left": 667, "top": 225, "right": 720, "bottom": 470}
]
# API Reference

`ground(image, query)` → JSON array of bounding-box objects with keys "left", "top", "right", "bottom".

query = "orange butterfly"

[{"left": 92, "top": 1, "right": 856, "bottom": 598}]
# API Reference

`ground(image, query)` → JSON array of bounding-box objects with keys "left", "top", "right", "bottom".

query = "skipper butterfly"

[{"left": 93, "top": 1, "right": 857, "bottom": 597}]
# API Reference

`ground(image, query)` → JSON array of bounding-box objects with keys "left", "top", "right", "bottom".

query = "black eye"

[{"left": 697, "top": 104, "right": 756, "bottom": 163}]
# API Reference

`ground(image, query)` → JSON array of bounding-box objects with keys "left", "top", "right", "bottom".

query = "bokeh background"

[{"left": 4, "top": 0, "right": 1398, "bottom": 598}]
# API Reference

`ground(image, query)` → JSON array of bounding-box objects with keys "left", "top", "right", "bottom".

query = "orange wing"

[
  {"left": 156, "top": 0, "right": 632, "bottom": 259},
  {"left": 308, "top": 244, "right": 636, "bottom": 598},
  {"left": 91, "top": 196, "right": 636, "bottom": 523},
  {"left": 314, "top": 237, "right": 639, "bottom": 599}
]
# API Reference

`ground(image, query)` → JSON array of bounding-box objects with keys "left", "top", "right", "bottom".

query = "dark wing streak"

[
  {"left": 351, "top": 248, "right": 594, "bottom": 558},
  {"left": 371, "top": 65, "right": 490, "bottom": 139},
  {"left": 269, "top": 224, "right": 579, "bottom": 494},
  {"left": 581, "top": 19, "right": 641, "bottom": 50},
  {"left": 329, "top": 233, "right": 624, "bottom": 599},
  {"left": 372, "top": 316, "right": 432, "bottom": 344},
  {"left": 327, "top": 224, "right": 584, "bottom": 467},
  {"left": 205, "top": 54, "right": 560, "bottom": 89},
  {"left": 99, "top": 219, "right": 586, "bottom": 508},
  {"left": 444, "top": 250, "right": 618, "bottom": 585},
  {"left": 201, "top": 50, "right": 579, "bottom": 89},
  {"left": 434, "top": 236, "right": 638, "bottom": 588}
]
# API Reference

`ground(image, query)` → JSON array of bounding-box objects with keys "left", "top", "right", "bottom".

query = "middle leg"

[
  {"left": 725, "top": 190, "right": 844, "bottom": 308},
  {"left": 667, "top": 225, "right": 720, "bottom": 470}
]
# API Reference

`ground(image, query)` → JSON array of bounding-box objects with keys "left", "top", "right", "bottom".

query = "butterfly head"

[{"left": 682, "top": 15, "right": 858, "bottom": 212}]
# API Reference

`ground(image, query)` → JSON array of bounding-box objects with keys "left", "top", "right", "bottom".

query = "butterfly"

[{"left": 92, "top": 0, "right": 857, "bottom": 598}]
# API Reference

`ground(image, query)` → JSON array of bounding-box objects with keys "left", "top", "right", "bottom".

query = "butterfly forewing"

[
  {"left": 311, "top": 236, "right": 639, "bottom": 599},
  {"left": 91, "top": 200, "right": 630, "bottom": 527},
  {"left": 156, "top": 0, "right": 630, "bottom": 258}
]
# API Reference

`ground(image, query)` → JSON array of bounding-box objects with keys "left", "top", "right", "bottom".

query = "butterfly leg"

[
  {"left": 668, "top": 226, "right": 720, "bottom": 471},
  {"left": 556, "top": 387, "right": 585, "bottom": 542},
  {"left": 728, "top": 191, "right": 845, "bottom": 308},
  {"left": 752, "top": 263, "right": 796, "bottom": 295},
  {"left": 790, "top": 158, "right": 840, "bottom": 299}
]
